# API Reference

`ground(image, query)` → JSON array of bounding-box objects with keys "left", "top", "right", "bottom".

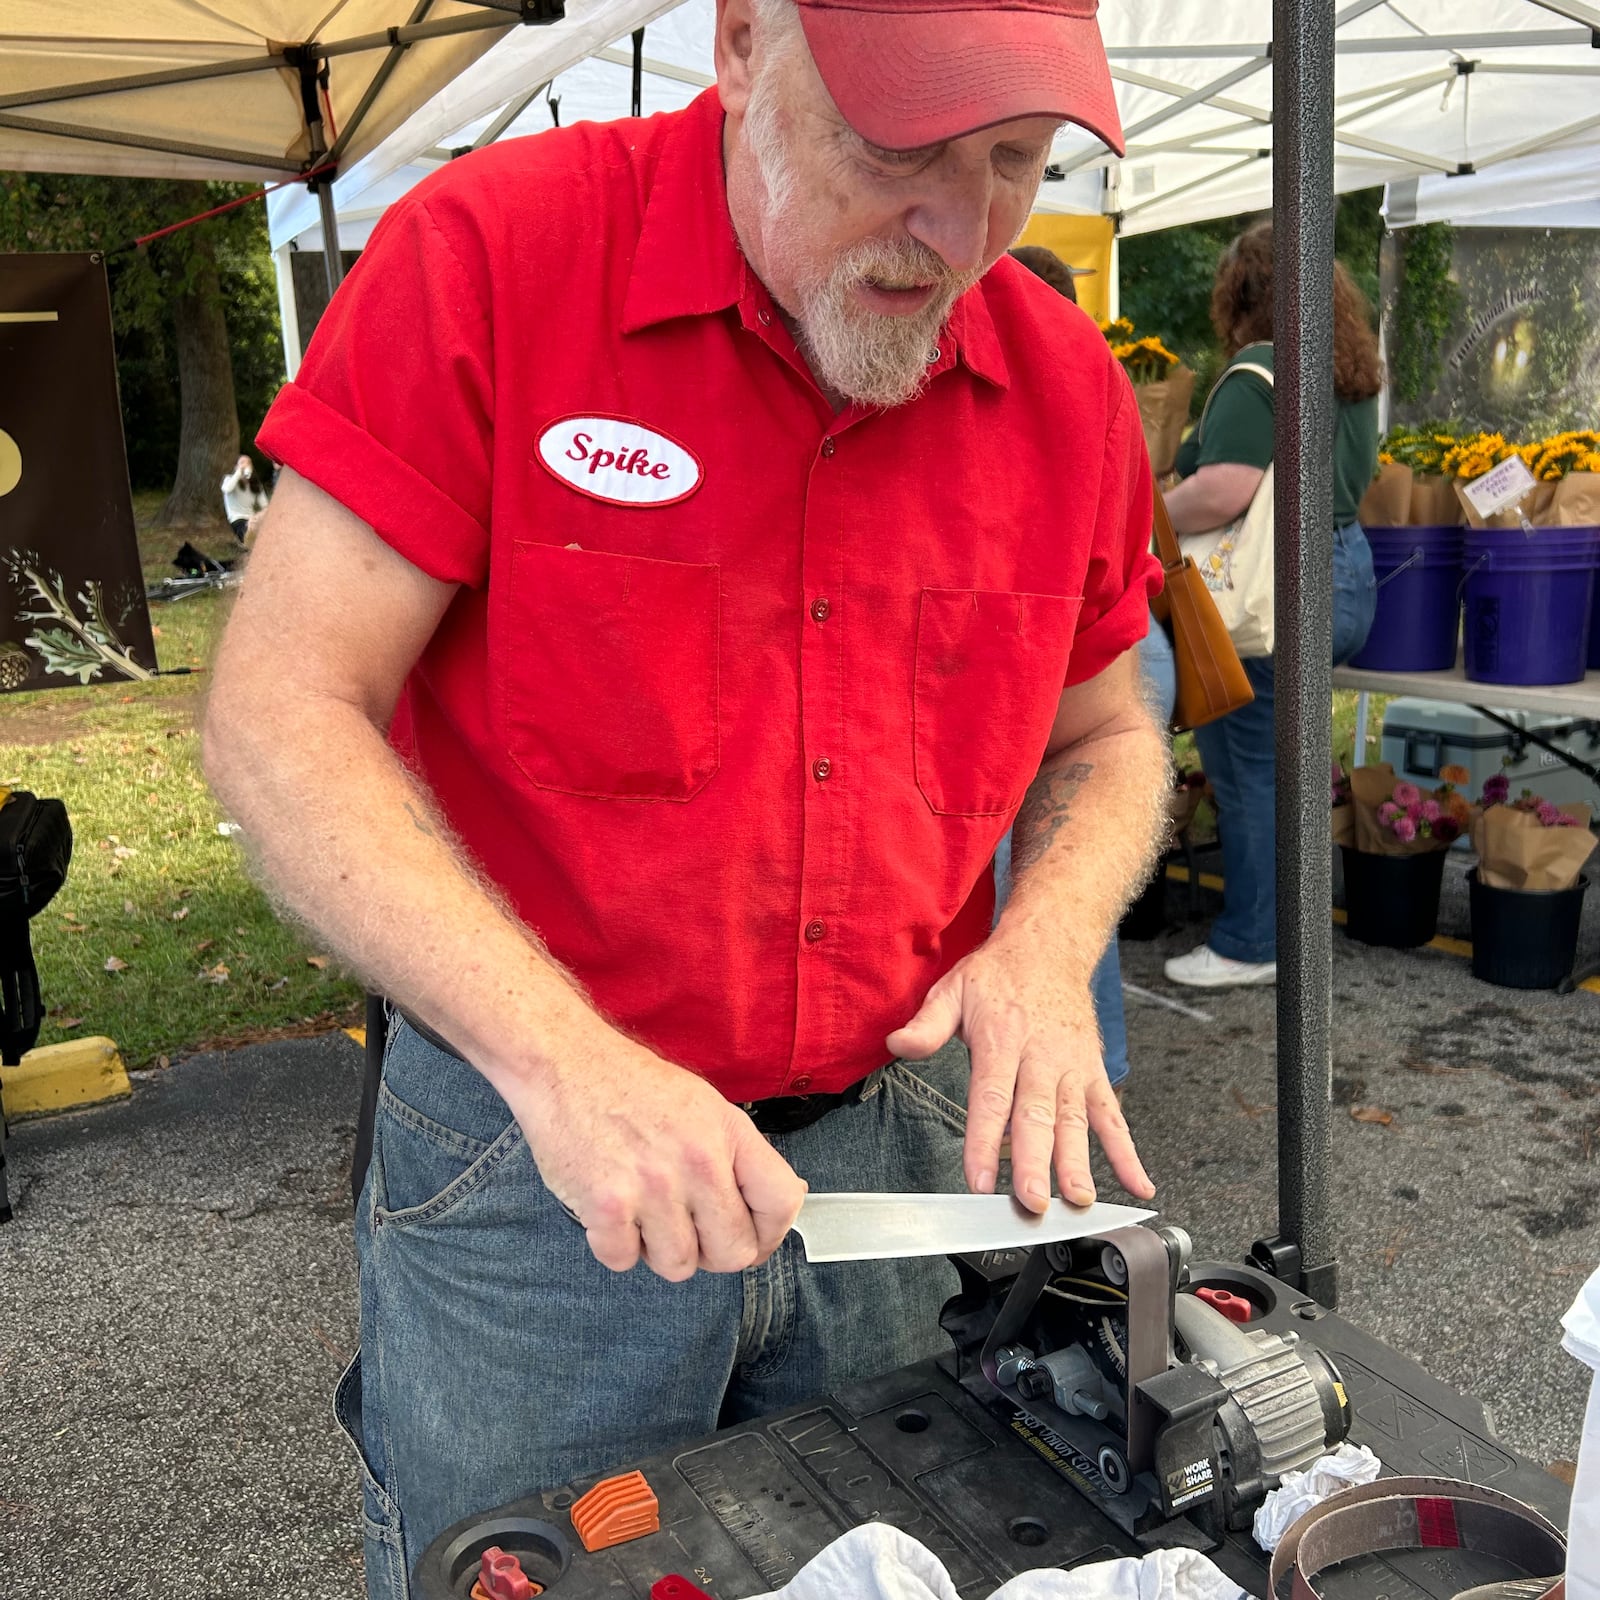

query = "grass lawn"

[{"left": 0, "top": 494, "right": 360, "bottom": 1068}]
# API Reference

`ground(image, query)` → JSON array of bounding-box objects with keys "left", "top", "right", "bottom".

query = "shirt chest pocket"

[
  {"left": 914, "top": 589, "right": 1083, "bottom": 817},
  {"left": 495, "top": 542, "right": 720, "bottom": 801}
]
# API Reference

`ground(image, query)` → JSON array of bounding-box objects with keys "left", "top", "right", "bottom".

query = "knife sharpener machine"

[
  {"left": 941, "top": 1223, "right": 1351, "bottom": 1540},
  {"left": 414, "top": 1221, "right": 1564, "bottom": 1600}
]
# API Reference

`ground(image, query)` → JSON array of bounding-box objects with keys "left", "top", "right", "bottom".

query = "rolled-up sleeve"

[
  {"left": 1064, "top": 369, "right": 1162, "bottom": 687},
  {"left": 257, "top": 193, "right": 495, "bottom": 588}
]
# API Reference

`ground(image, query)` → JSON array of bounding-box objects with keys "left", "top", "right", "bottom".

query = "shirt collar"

[
  {"left": 621, "top": 88, "right": 1010, "bottom": 394},
  {"left": 621, "top": 90, "right": 744, "bottom": 334}
]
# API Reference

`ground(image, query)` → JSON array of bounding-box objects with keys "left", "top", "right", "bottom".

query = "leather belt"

[
  {"left": 738, "top": 1074, "right": 878, "bottom": 1136},
  {"left": 1269, "top": 1476, "right": 1566, "bottom": 1600},
  {"left": 395, "top": 1006, "right": 880, "bottom": 1136}
]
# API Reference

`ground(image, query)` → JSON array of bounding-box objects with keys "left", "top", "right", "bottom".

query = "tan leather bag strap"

[{"left": 1152, "top": 482, "right": 1184, "bottom": 574}]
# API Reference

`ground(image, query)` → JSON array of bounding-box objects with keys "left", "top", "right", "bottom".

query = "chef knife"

[{"left": 790, "top": 1192, "right": 1156, "bottom": 1263}]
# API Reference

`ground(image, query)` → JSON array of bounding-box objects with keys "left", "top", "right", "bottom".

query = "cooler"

[{"left": 1380, "top": 696, "right": 1600, "bottom": 812}]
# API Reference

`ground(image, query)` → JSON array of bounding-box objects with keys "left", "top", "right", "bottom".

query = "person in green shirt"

[{"left": 1162, "top": 222, "right": 1380, "bottom": 988}]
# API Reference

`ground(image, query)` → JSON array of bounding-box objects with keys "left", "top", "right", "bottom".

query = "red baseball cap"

[{"left": 794, "top": 0, "right": 1125, "bottom": 156}]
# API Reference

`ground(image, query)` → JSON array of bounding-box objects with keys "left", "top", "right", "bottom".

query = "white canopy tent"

[
  {"left": 262, "top": 0, "right": 1600, "bottom": 365},
  {"left": 267, "top": 0, "right": 1600, "bottom": 256},
  {"left": 0, "top": 2, "right": 584, "bottom": 181},
  {"left": 1047, "top": 0, "right": 1600, "bottom": 234},
  {"left": 1385, "top": 130, "right": 1600, "bottom": 230},
  {"left": 0, "top": 0, "right": 669, "bottom": 291}
]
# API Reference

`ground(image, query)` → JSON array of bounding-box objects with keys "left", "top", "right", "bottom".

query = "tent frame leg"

[{"left": 1263, "top": 0, "right": 1339, "bottom": 1310}]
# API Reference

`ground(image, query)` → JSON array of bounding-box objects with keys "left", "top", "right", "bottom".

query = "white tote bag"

[{"left": 1183, "top": 361, "right": 1275, "bottom": 659}]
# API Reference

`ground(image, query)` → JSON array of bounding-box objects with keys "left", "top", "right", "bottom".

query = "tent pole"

[
  {"left": 318, "top": 181, "right": 345, "bottom": 296},
  {"left": 1264, "top": 0, "right": 1338, "bottom": 1309},
  {"left": 291, "top": 50, "right": 345, "bottom": 297}
]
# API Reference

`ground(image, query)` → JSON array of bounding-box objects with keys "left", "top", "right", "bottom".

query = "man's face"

[{"left": 719, "top": 2, "right": 1058, "bottom": 408}]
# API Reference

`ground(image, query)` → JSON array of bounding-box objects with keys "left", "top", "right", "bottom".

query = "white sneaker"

[{"left": 1164, "top": 943, "right": 1278, "bottom": 989}]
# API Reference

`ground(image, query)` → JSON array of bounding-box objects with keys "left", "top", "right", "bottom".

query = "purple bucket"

[
  {"left": 1463, "top": 527, "right": 1600, "bottom": 686},
  {"left": 1349, "top": 525, "right": 1463, "bottom": 671},
  {"left": 1575, "top": 526, "right": 1600, "bottom": 671}
]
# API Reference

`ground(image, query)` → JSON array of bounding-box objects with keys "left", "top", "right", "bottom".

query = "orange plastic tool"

[{"left": 570, "top": 1470, "right": 661, "bottom": 1552}]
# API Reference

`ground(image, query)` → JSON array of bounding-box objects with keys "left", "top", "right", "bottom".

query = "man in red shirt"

[{"left": 205, "top": 0, "right": 1167, "bottom": 1588}]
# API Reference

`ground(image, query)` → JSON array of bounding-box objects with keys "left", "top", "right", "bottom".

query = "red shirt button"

[
  {"left": 820, "top": 438, "right": 836, "bottom": 458},
  {"left": 810, "top": 597, "right": 831, "bottom": 622},
  {"left": 804, "top": 919, "right": 826, "bottom": 943},
  {"left": 792, "top": 1074, "right": 814, "bottom": 1092},
  {"left": 812, "top": 757, "right": 832, "bottom": 781}
]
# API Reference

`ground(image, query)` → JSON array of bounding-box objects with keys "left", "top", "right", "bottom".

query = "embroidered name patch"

[{"left": 536, "top": 414, "right": 703, "bottom": 508}]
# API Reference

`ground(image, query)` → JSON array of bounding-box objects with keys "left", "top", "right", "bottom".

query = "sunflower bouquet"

[
  {"left": 1368, "top": 423, "right": 1600, "bottom": 529},
  {"left": 1100, "top": 317, "right": 1194, "bottom": 476},
  {"left": 1362, "top": 423, "right": 1469, "bottom": 527},
  {"left": 1446, "top": 426, "right": 1600, "bottom": 529}
]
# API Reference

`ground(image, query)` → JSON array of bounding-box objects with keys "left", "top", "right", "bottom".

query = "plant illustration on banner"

[{"left": 4, "top": 551, "right": 152, "bottom": 685}]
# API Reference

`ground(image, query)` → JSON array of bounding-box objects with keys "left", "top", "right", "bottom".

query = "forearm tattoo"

[{"left": 1010, "top": 761, "right": 1095, "bottom": 876}]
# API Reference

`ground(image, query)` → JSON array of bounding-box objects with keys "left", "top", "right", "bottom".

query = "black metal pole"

[
  {"left": 1270, "top": 0, "right": 1338, "bottom": 1307},
  {"left": 631, "top": 28, "right": 646, "bottom": 119},
  {"left": 293, "top": 53, "right": 344, "bottom": 297}
]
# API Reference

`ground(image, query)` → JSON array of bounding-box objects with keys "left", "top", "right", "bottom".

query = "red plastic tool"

[
  {"left": 470, "top": 1545, "right": 543, "bottom": 1600},
  {"left": 652, "top": 1577, "right": 716, "bottom": 1600},
  {"left": 1196, "top": 1286, "right": 1253, "bottom": 1324}
]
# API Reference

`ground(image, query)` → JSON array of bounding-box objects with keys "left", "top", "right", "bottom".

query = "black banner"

[{"left": 0, "top": 252, "right": 156, "bottom": 694}]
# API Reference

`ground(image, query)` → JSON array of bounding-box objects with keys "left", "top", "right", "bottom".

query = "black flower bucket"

[
  {"left": 1340, "top": 845, "right": 1447, "bottom": 949},
  {"left": 1468, "top": 870, "right": 1589, "bottom": 990}
]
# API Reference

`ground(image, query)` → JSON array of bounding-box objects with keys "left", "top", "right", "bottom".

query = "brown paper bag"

[
  {"left": 1459, "top": 481, "right": 1557, "bottom": 529},
  {"left": 1550, "top": 472, "right": 1600, "bottom": 528},
  {"left": 1165, "top": 781, "right": 1205, "bottom": 850},
  {"left": 1134, "top": 366, "right": 1197, "bottom": 477},
  {"left": 1470, "top": 803, "right": 1597, "bottom": 891},
  {"left": 1359, "top": 462, "right": 1412, "bottom": 529},
  {"left": 1410, "top": 474, "right": 1464, "bottom": 528},
  {"left": 1332, "top": 803, "right": 1356, "bottom": 849},
  {"left": 1351, "top": 765, "right": 1405, "bottom": 855},
  {"left": 1349, "top": 764, "right": 1470, "bottom": 856}
]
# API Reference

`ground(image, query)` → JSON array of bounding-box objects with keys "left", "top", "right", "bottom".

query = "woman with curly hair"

[{"left": 1163, "top": 221, "right": 1380, "bottom": 989}]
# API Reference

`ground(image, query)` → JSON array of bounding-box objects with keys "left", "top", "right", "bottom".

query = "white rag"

[
  {"left": 1251, "top": 1442, "right": 1382, "bottom": 1553},
  {"left": 752, "top": 1523, "right": 1245, "bottom": 1600},
  {"left": 1561, "top": 1264, "right": 1600, "bottom": 1600}
]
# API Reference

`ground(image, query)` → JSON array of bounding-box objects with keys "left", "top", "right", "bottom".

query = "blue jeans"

[
  {"left": 992, "top": 627, "right": 1178, "bottom": 1087},
  {"left": 1190, "top": 522, "right": 1377, "bottom": 964},
  {"left": 343, "top": 1017, "right": 973, "bottom": 1598}
]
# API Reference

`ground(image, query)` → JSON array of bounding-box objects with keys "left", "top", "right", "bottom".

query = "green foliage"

[
  {"left": 1119, "top": 212, "right": 1247, "bottom": 374},
  {"left": 1334, "top": 187, "right": 1385, "bottom": 316},
  {"left": 0, "top": 174, "right": 284, "bottom": 491},
  {"left": 1387, "top": 222, "right": 1461, "bottom": 406},
  {"left": 0, "top": 518, "right": 360, "bottom": 1065}
]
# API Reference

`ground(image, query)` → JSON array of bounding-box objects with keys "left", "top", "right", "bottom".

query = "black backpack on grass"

[{"left": 0, "top": 792, "right": 73, "bottom": 1222}]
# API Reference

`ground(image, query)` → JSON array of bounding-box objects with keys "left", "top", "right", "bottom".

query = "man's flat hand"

[
  {"left": 886, "top": 939, "right": 1154, "bottom": 1213},
  {"left": 501, "top": 1033, "right": 807, "bottom": 1281}
]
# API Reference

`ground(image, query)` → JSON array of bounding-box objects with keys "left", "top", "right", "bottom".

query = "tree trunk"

[{"left": 154, "top": 226, "right": 240, "bottom": 529}]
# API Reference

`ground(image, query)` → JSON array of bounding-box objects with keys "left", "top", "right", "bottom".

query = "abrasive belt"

[{"left": 1268, "top": 1474, "right": 1567, "bottom": 1600}]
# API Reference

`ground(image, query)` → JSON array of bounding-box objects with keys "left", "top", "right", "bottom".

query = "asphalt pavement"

[{"left": 2, "top": 848, "right": 1596, "bottom": 1594}]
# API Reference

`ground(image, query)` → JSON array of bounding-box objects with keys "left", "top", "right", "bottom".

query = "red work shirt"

[{"left": 258, "top": 89, "right": 1159, "bottom": 1101}]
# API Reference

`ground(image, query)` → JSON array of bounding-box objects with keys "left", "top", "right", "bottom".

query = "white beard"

[{"left": 743, "top": 64, "right": 979, "bottom": 409}]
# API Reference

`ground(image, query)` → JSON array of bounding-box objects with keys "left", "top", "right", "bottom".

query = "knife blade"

[{"left": 790, "top": 1192, "right": 1156, "bottom": 1263}]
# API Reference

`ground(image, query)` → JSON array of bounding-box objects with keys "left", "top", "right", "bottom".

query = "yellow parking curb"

[
  {"left": 1, "top": 1037, "right": 131, "bottom": 1118},
  {"left": 346, "top": 1027, "right": 366, "bottom": 1048}
]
